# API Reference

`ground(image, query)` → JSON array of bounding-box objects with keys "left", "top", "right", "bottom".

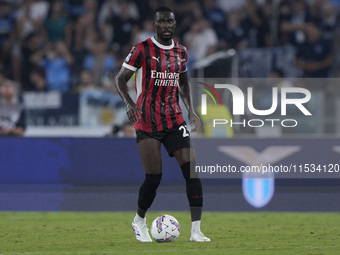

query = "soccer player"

[{"left": 115, "top": 6, "right": 210, "bottom": 242}]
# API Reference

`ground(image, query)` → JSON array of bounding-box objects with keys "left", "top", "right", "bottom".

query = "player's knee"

[
  {"left": 144, "top": 168, "right": 162, "bottom": 175},
  {"left": 181, "top": 161, "right": 199, "bottom": 182},
  {"left": 174, "top": 148, "right": 192, "bottom": 166}
]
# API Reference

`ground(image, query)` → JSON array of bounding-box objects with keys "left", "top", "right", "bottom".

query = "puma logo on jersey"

[{"left": 152, "top": 56, "right": 160, "bottom": 62}]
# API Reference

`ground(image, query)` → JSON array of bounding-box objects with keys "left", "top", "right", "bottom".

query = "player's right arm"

[{"left": 115, "top": 67, "right": 142, "bottom": 123}]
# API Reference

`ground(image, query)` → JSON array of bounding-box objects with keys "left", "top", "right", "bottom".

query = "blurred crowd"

[
  {"left": 0, "top": 0, "right": 340, "bottom": 136},
  {"left": 0, "top": 0, "right": 339, "bottom": 94}
]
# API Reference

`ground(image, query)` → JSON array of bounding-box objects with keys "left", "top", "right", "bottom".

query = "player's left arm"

[{"left": 178, "top": 71, "right": 201, "bottom": 133}]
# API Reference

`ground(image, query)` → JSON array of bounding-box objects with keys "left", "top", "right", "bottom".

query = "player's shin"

[
  {"left": 137, "top": 173, "right": 162, "bottom": 218},
  {"left": 181, "top": 161, "right": 210, "bottom": 241},
  {"left": 180, "top": 161, "right": 203, "bottom": 221}
]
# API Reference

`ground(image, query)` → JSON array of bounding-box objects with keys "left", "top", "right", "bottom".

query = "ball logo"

[
  {"left": 170, "top": 219, "right": 180, "bottom": 232},
  {"left": 156, "top": 216, "right": 166, "bottom": 233}
]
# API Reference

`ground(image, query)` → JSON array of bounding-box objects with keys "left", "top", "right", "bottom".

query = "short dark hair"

[
  {"left": 31, "top": 65, "right": 46, "bottom": 78},
  {"left": 271, "top": 68, "right": 284, "bottom": 78},
  {"left": 154, "top": 6, "right": 175, "bottom": 20}
]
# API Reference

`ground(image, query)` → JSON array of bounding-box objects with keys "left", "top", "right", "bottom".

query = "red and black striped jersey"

[{"left": 122, "top": 37, "right": 188, "bottom": 133}]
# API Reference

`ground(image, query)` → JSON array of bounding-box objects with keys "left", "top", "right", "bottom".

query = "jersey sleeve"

[
  {"left": 122, "top": 43, "right": 144, "bottom": 72},
  {"left": 181, "top": 46, "right": 188, "bottom": 73}
]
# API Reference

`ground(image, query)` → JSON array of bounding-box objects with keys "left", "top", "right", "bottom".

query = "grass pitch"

[{"left": 0, "top": 212, "right": 339, "bottom": 255}]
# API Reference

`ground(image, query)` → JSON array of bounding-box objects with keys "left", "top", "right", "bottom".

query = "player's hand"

[
  {"left": 189, "top": 112, "right": 201, "bottom": 133},
  {"left": 126, "top": 103, "right": 142, "bottom": 123}
]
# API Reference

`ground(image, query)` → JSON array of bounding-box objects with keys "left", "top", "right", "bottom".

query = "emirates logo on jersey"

[{"left": 151, "top": 70, "right": 180, "bottom": 87}]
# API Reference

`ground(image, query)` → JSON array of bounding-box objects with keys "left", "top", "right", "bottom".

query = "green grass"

[{"left": 0, "top": 212, "right": 340, "bottom": 255}]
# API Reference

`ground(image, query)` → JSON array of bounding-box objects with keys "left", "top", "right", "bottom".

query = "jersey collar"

[{"left": 151, "top": 36, "right": 174, "bottom": 50}]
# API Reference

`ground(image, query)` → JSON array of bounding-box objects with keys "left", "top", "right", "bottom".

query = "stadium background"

[{"left": 1, "top": 0, "right": 340, "bottom": 211}]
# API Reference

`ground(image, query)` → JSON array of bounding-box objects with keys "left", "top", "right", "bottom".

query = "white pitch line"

[{"left": 1, "top": 245, "right": 339, "bottom": 255}]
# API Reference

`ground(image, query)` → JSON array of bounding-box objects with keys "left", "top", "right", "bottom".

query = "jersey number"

[{"left": 179, "top": 125, "right": 189, "bottom": 137}]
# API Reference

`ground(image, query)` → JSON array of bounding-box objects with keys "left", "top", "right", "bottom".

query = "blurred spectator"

[
  {"left": 132, "top": 18, "right": 154, "bottom": 44},
  {"left": 308, "top": 0, "right": 327, "bottom": 26},
  {"left": 0, "top": 1, "right": 15, "bottom": 68},
  {"left": 184, "top": 19, "right": 218, "bottom": 61},
  {"left": 269, "top": 68, "right": 285, "bottom": 78},
  {"left": 242, "top": 0, "right": 271, "bottom": 48},
  {"left": 15, "top": 0, "right": 49, "bottom": 40},
  {"left": 320, "top": 2, "right": 339, "bottom": 40},
  {"left": 98, "top": 0, "right": 139, "bottom": 25},
  {"left": 74, "top": 0, "right": 98, "bottom": 52},
  {"left": 0, "top": 0, "right": 338, "bottom": 97},
  {"left": 165, "top": 0, "right": 203, "bottom": 42},
  {"left": 63, "top": 0, "right": 86, "bottom": 20},
  {"left": 222, "top": 11, "right": 248, "bottom": 50},
  {"left": 119, "top": 121, "right": 135, "bottom": 137},
  {"left": 0, "top": 79, "right": 26, "bottom": 136},
  {"left": 0, "top": 0, "right": 22, "bottom": 82},
  {"left": 29, "top": 66, "right": 47, "bottom": 91},
  {"left": 217, "top": 0, "right": 246, "bottom": 13},
  {"left": 99, "top": 0, "right": 140, "bottom": 46},
  {"left": 116, "top": 121, "right": 135, "bottom": 137},
  {"left": 107, "top": 121, "right": 135, "bottom": 137},
  {"left": 73, "top": 69, "right": 96, "bottom": 92},
  {"left": 31, "top": 41, "right": 74, "bottom": 92},
  {"left": 202, "top": 0, "right": 227, "bottom": 40},
  {"left": 0, "top": 69, "right": 6, "bottom": 84},
  {"left": 295, "top": 22, "right": 333, "bottom": 77},
  {"left": 330, "top": 0, "right": 340, "bottom": 12},
  {"left": 134, "top": 0, "right": 158, "bottom": 22},
  {"left": 269, "top": 68, "right": 294, "bottom": 88},
  {"left": 104, "top": 0, "right": 138, "bottom": 52},
  {"left": 83, "top": 37, "right": 115, "bottom": 87},
  {"left": 165, "top": 0, "right": 203, "bottom": 18},
  {"left": 44, "top": 0, "right": 72, "bottom": 47},
  {"left": 20, "top": 31, "right": 48, "bottom": 91},
  {"left": 262, "top": 0, "right": 276, "bottom": 46},
  {"left": 279, "top": 0, "right": 311, "bottom": 46}
]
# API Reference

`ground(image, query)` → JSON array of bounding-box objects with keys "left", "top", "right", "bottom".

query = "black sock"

[
  {"left": 190, "top": 206, "right": 202, "bottom": 222},
  {"left": 181, "top": 161, "right": 203, "bottom": 221},
  {"left": 137, "top": 173, "right": 162, "bottom": 215},
  {"left": 137, "top": 207, "right": 147, "bottom": 218}
]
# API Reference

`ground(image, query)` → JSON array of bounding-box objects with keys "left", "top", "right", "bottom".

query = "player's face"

[{"left": 154, "top": 12, "right": 176, "bottom": 42}]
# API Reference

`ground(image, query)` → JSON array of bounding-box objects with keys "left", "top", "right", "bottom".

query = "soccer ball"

[{"left": 150, "top": 214, "right": 180, "bottom": 242}]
